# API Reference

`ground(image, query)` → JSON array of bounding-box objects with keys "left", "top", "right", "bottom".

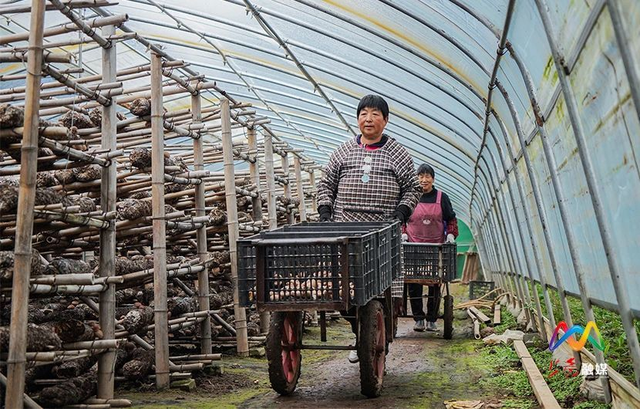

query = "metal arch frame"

[
  {"left": 377, "top": 0, "right": 493, "bottom": 76},
  {"left": 93, "top": 10, "right": 320, "bottom": 168},
  {"left": 242, "top": 0, "right": 356, "bottom": 137},
  {"left": 221, "top": 0, "right": 491, "bottom": 116},
  {"left": 478, "top": 141, "right": 535, "bottom": 318},
  {"left": 125, "top": 0, "right": 512, "bottom": 220},
  {"left": 501, "top": 43, "right": 614, "bottom": 400},
  {"left": 126, "top": 0, "right": 487, "bottom": 122},
  {"left": 285, "top": 0, "right": 488, "bottom": 100},
  {"left": 447, "top": 0, "right": 502, "bottom": 39},
  {"left": 488, "top": 93, "right": 559, "bottom": 344},
  {"left": 131, "top": 22, "right": 481, "bottom": 163},
  {"left": 124, "top": 3, "right": 325, "bottom": 162},
  {"left": 127, "top": 16, "right": 483, "bottom": 155},
  {"left": 534, "top": 0, "right": 640, "bottom": 389},
  {"left": 487, "top": 127, "right": 539, "bottom": 308},
  {"left": 606, "top": 0, "right": 640, "bottom": 133},
  {"left": 174, "top": 61, "right": 483, "bottom": 195},
  {"left": 468, "top": 0, "right": 516, "bottom": 231}
]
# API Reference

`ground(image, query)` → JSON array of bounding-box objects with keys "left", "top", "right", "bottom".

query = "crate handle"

[
  {"left": 402, "top": 242, "right": 443, "bottom": 247},
  {"left": 252, "top": 237, "right": 349, "bottom": 246}
]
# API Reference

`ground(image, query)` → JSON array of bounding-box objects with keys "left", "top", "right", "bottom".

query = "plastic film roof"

[{"left": 2, "top": 0, "right": 640, "bottom": 316}]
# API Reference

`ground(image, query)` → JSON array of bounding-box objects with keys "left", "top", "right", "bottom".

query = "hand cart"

[
  {"left": 400, "top": 242, "right": 457, "bottom": 339},
  {"left": 238, "top": 221, "right": 401, "bottom": 398}
]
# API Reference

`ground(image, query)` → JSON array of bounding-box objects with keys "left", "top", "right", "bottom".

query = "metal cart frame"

[
  {"left": 399, "top": 242, "right": 457, "bottom": 339},
  {"left": 238, "top": 222, "right": 401, "bottom": 398}
]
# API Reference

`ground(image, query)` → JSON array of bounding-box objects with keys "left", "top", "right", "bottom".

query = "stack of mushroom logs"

[{"left": 0, "top": 99, "right": 301, "bottom": 406}]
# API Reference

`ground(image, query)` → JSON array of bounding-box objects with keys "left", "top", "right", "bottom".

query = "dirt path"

[
  {"left": 241, "top": 318, "right": 494, "bottom": 409},
  {"left": 121, "top": 284, "right": 534, "bottom": 408}
]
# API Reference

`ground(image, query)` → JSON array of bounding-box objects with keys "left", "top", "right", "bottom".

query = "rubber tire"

[
  {"left": 443, "top": 295, "right": 454, "bottom": 340},
  {"left": 266, "top": 311, "right": 303, "bottom": 395},
  {"left": 358, "top": 300, "right": 386, "bottom": 398}
]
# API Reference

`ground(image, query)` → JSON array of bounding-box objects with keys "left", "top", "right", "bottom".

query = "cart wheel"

[
  {"left": 266, "top": 311, "right": 303, "bottom": 395},
  {"left": 358, "top": 300, "right": 386, "bottom": 398},
  {"left": 443, "top": 295, "right": 454, "bottom": 340}
]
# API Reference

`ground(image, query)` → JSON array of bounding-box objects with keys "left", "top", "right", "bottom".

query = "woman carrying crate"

[{"left": 404, "top": 163, "right": 458, "bottom": 332}]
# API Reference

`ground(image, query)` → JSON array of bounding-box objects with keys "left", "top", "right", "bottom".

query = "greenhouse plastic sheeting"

[{"left": 1, "top": 0, "right": 639, "bottom": 316}]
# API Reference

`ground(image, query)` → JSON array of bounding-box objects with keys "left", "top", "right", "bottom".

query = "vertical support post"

[
  {"left": 151, "top": 51, "right": 170, "bottom": 389},
  {"left": 490, "top": 202, "right": 520, "bottom": 304},
  {"left": 508, "top": 41, "right": 613, "bottom": 399},
  {"left": 221, "top": 98, "right": 249, "bottom": 356},
  {"left": 294, "top": 156, "right": 307, "bottom": 222},
  {"left": 247, "top": 127, "right": 269, "bottom": 333},
  {"left": 536, "top": 0, "right": 640, "bottom": 388},
  {"left": 281, "top": 151, "right": 294, "bottom": 224},
  {"left": 489, "top": 122, "right": 550, "bottom": 341},
  {"left": 606, "top": 0, "right": 640, "bottom": 130},
  {"left": 264, "top": 133, "right": 278, "bottom": 230},
  {"left": 247, "top": 127, "right": 263, "bottom": 225},
  {"left": 97, "top": 24, "right": 117, "bottom": 400},
  {"left": 6, "top": 2, "right": 46, "bottom": 408},
  {"left": 309, "top": 170, "right": 317, "bottom": 213},
  {"left": 192, "top": 91, "right": 211, "bottom": 355},
  {"left": 483, "top": 148, "right": 536, "bottom": 328}
]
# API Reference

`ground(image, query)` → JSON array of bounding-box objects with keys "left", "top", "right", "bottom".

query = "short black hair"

[
  {"left": 357, "top": 94, "right": 389, "bottom": 119},
  {"left": 417, "top": 163, "right": 435, "bottom": 178}
]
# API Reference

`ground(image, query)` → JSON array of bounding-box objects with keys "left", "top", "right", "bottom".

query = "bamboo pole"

[
  {"left": 294, "top": 156, "right": 306, "bottom": 222},
  {"left": 0, "top": 373, "right": 42, "bottom": 409},
  {"left": 0, "top": 0, "right": 116, "bottom": 15},
  {"left": 264, "top": 132, "right": 278, "bottom": 230},
  {"left": 97, "top": 23, "right": 117, "bottom": 401},
  {"left": 247, "top": 126, "right": 269, "bottom": 333},
  {"left": 0, "top": 15, "right": 128, "bottom": 46},
  {"left": 308, "top": 170, "right": 318, "bottom": 213},
  {"left": 0, "top": 50, "right": 72, "bottom": 63},
  {"left": 281, "top": 151, "right": 294, "bottom": 224},
  {"left": 192, "top": 89, "right": 212, "bottom": 355},
  {"left": 151, "top": 51, "right": 170, "bottom": 389},
  {"left": 43, "top": 65, "right": 112, "bottom": 105},
  {"left": 6, "top": 2, "right": 46, "bottom": 408},
  {"left": 48, "top": 0, "right": 115, "bottom": 48},
  {"left": 221, "top": 98, "right": 249, "bottom": 356}
]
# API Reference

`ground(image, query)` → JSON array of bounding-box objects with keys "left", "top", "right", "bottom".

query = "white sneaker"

[
  {"left": 426, "top": 321, "right": 438, "bottom": 332},
  {"left": 348, "top": 348, "right": 359, "bottom": 363}
]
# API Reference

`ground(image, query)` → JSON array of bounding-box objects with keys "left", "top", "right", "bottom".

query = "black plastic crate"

[
  {"left": 469, "top": 280, "right": 495, "bottom": 300},
  {"left": 402, "top": 242, "right": 457, "bottom": 282},
  {"left": 238, "top": 222, "right": 400, "bottom": 309}
]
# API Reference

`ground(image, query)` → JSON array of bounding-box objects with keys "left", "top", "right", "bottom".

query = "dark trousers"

[
  {"left": 341, "top": 298, "right": 402, "bottom": 336},
  {"left": 340, "top": 307, "right": 358, "bottom": 335},
  {"left": 408, "top": 283, "right": 440, "bottom": 322}
]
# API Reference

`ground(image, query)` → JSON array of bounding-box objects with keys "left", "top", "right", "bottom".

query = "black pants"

[
  {"left": 340, "top": 298, "right": 402, "bottom": 335},
  {"left": 340, "top": 307, "right": 358, "bottom": 335},
  {"left": 408, "top": 284, "right": 440, "bottom": 322}
]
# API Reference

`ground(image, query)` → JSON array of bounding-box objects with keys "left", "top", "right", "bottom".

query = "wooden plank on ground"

[
  {"left": 493, "top": 304, "right": 501, "bottom": 325},
  {"left": 513, "top": 340, "right": 561, "bottom": 409},
  {"left": 469, "top": 306, "right": 491, "bottom": 324}
]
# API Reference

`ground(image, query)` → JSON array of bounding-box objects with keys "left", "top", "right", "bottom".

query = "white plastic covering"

[{"left": 1, "top": 0, "right": 640, "bottom": 317}]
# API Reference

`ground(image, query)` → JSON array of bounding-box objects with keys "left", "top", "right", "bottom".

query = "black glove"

[
  {"left": 393, "top": 204, "right": 411, "bottom": 225},
  {"left": 318, "top": 205, "right": 332, "bottom": 222}
]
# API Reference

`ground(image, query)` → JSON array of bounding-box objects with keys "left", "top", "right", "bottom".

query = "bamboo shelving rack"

[{"left": 0, "top": 2, "right": 321, "bottom": 408}]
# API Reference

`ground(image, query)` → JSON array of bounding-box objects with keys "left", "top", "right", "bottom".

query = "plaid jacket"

[{"left": 318, "top": 134, "right": 421, "bottom": 222}]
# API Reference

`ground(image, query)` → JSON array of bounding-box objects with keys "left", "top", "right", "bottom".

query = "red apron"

[{"left": 405, "top": 190, "right": 445, "bottom": 244}]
